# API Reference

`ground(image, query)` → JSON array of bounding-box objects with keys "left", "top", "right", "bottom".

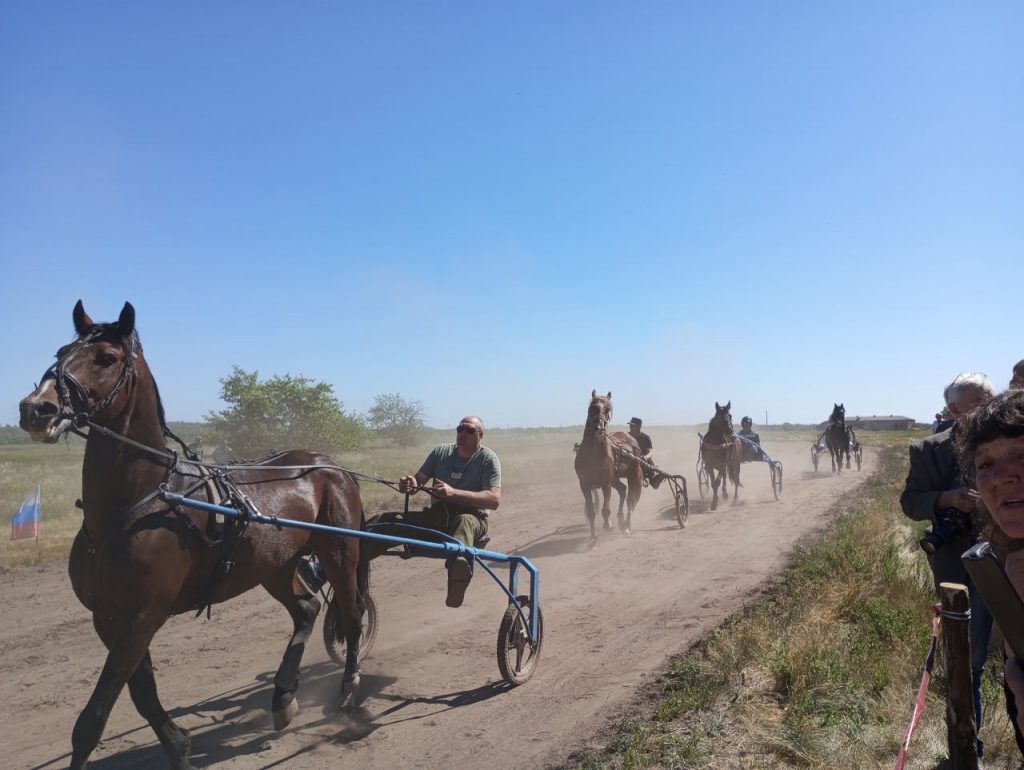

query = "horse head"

[
  {"left": 586, "top": 390, "right": 613, "bottom": 434},
  {"left": 708, "top": 400, "right": 734, "bottom": 440},
  {"left": 20, "top": 300, "right": 145, "bottom": 443},
  {"left": 829, "top": 403, "right": 846, "bottom": 427}
]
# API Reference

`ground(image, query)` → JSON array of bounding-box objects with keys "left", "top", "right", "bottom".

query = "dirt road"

[{"left": 2, "top": 436, "right": 872, "bottom": 770}]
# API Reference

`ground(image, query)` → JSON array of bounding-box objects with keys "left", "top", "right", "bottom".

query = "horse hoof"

[
  {"left": 339, "top": 673, "right": 361, "bottom": 710},
  {"left": 272, "top": 696, "right": 299, "bottom": 730},
  {"left": 602, "top": 522, "right": 613, "bottom": 531},
  {"left": 622, "top": 528, "right": 631, "bottom": 536}
]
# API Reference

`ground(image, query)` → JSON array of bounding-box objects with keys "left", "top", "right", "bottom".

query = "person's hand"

[
  {"left": 938, "top": 487, "right": 979, "bottom": 513},
  {"left": 398, "top": 475, "right": 419, "bottom": 494},
  {"left": 431, "top": 480, "right": 454, "bottom": 500}
]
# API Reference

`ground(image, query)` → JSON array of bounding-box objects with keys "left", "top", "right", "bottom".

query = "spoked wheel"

[
  {"left": 323, "top": 589, "right": 379, "bottom": 667},
  {"left": 671, "top": 476, "right": 689, "bottom": 528},
  {"left": 855, "top": 448, "right": 862, "bottom": 471},
  {"left": 811, "top": 447, "right": 819, "bottom": 472},
  {"left": 770, "top": 462, "right": 783, "bottom": 501},
  {"left": 497, "top": 595, "right": 544, "bottom": 686},
  {"left": 696, "top": 466, "right": 710, "bottom": 500}
]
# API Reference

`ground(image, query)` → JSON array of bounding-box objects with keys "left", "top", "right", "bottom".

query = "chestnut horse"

[
  {"left": 825, "top": 402, "right": 852, "bottom": 473},
  {"left": 573, "top": 390, "right": 643, "bottom": 538},
  {"left": 700, "top": 401, "right": 741, "bottom": 511},
  {"left": 18, "top": 301, "right": 367, "bottom": 770}
]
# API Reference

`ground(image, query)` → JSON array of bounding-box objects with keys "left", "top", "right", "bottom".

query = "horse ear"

[
  {"left": 592, "top": 389, "right": 597, "bottom": 398},
  {"left": 606, "top": 392, "right": 612, "bottom": 399},
  {"left": 73, "top": 300, "right": 92, "bottom": 334},
  {"left": 117, "top": 302, "right": 136, "bottom": 338},
  {"left": 725, "top": 401, "right": 731, "bottom": 410}
]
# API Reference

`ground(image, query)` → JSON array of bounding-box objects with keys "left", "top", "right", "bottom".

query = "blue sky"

[{"left": 2, "top": 3, "right": 1021, "bottom": 429}]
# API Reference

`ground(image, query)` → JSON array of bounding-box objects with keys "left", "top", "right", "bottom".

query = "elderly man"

[
  {"left": 1011, "top": 359, "right": 1024, "bottom": 390},
  {"left": 900, "top": 372, "right": 995, "bottom": 742}
]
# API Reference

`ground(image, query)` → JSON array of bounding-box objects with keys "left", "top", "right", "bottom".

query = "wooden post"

[{"left": 939, "top": 582, "right": 978, "bottom": 770}]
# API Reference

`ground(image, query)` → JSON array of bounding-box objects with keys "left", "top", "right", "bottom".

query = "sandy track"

[{"left": 3, "top": 437, "right": 872, "bottom": 770}]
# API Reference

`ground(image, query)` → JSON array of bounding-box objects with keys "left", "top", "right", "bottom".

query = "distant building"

[{"left": 817, "top": 415, "right": 915, "bottom": 431}]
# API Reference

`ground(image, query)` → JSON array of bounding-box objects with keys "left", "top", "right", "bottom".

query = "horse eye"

[{"left": 96, "top": 353, "right": 118, "bottom": 367}]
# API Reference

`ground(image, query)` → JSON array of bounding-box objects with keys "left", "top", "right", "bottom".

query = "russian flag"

[{"left": 11, "top": 485, "right": 40, "bottom": 541}]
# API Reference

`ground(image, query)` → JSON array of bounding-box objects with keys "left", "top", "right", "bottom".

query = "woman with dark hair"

[{"left": 957, "top": 389, "right": 1024, "bottom": 754}]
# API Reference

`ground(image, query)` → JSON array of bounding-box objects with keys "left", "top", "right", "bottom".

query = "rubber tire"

[
  {"left": 323, "top": 590, "right": 378, "bottom": 667},
  {"left": 673, "top": 476, "right": 689, "bottom": 528},
  {"left": 497, "top": 595, "right": 543, "bottom": 686},
  {"left": 696, "top": 467, "right": 710, "bottom": 500},
  {"left": 855, "top": 448, "right": 862, "bottom": 471},
  {"left": 771, "top": 462, "right": 783, "bottom": 501},
  {"left": 812, "top": 447, "right": 819, "bottom": 472}
]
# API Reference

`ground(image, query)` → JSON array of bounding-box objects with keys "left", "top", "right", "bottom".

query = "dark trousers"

[{"left": 363, "top": 506, "right": 487, "bottom": 565}]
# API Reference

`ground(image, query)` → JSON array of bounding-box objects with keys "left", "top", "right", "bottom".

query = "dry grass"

[{"left": 564, "top": 433, "right": 1024, "bottom": 770}]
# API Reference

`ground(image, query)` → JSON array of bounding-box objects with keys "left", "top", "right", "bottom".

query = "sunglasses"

[{"left": 456, "top": 425, "right": 479, "bottom": 435}]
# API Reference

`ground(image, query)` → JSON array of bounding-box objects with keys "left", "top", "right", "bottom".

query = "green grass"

[{"left": 561, "top": 433, "right": 1024, "bottom": 769}]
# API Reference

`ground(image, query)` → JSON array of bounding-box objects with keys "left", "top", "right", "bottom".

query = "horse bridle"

[
  {"left": 40, "top": 326, "right": 139, "bottom": 429},
  {"left": 586, "top": 400, "right": 611, "bottom": 435}
]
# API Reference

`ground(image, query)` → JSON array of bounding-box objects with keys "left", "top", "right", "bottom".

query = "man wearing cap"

[
  {"left": 627, "top": 417, "right": 655, "bottom": 484},
  {"left": 737, "top": 417, "right": 767, "bottom": 462}
]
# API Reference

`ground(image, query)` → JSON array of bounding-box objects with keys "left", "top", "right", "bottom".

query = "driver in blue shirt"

[{"left": 737, "top": 416, "right": 767, "bottom": 462}]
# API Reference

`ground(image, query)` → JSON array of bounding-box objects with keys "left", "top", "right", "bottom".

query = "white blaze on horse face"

[{"left": 21, "top": 378, "right": 71, "bottom": 443}]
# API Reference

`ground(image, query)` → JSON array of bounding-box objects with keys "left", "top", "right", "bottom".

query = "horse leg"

[
  {"left": 601, "top": 484, "right": 613, "bottom": 531},
  {"left": 319, "top": 544, "right": 365, "bottom": 711},
  {"left": 624, "top": 474, "right": 641, "bottom": 534},
  {"left": 70, "top": 618, "right": 162, "bottom": 770},
  {"left": 264, "top": 570, "right": 322, "bottom": 729},
  {"left": 610, "top": 477, "right": 627, "bottom": 532},
  {"left": 580, "top": 482, "right": 597, "bottom": 538},
  {"left": 710, "top": 468, "right": 720, "bottom": 511},
  {"left": 127, "top": 652, "right": 194, "bottom": 769}
]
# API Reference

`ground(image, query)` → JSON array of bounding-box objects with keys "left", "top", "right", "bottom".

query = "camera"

[{"left": 919, "top": 508, "right": 970, "bottom": 555}]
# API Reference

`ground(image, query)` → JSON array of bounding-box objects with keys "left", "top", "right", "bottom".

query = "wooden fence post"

[{"left": 939, "top": 582, "right": 978, "bottom": 770}]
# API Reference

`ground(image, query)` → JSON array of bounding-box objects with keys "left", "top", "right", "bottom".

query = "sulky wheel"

[
  {"left": 770, "top": 462, "right": 783, "bottom": 501},
  {"left": 497, "top": 595, "right": 544, "bottom": 686},
  {"left": 811, "top": 447, "right": 819, "bottom": 472},
  {"left": 855, "top": 447, "right": 862, "bottom": 471},
  {"left": 672, "top": 476, "right": 689, "bottom": 528},
  {"left": 696, "top": 466, "right": 710, "bottom": 500},
  {"left": 323, "top": 589, "right": 379, "bottom": 667}
]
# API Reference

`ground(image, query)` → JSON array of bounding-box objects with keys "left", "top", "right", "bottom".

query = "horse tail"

[{"left": 356, "top": 545, "right": 371, "bottom": 615}]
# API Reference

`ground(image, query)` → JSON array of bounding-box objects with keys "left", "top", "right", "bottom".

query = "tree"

[
  {"left": 367, "top": 393, "right": 426, "bottom": 447},
  {"left": 207, "top": 367, "right": 367, "bottom": 457}
]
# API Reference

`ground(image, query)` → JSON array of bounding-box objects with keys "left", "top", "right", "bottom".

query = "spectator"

[
  {"left": 1010, "top": 359, "right": 1024, "bottom": 390},
  {"left": 900, "top": 372, "right": 995, "bottom": 744},
  {"left": 956, "top": 389, "right": 1024, "bottom": 756}
]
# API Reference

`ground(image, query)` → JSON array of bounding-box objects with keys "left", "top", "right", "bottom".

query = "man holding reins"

[{"left": 394, "top": 415, "right": 502, "bottom": 608}]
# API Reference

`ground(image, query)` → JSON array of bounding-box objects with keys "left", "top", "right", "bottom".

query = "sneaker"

[
  {"left": 445, "top": 559, "right": 473, "bottom": 608},
  {"left": 297, "top": 556, "right": 327, "bottom": 593}
]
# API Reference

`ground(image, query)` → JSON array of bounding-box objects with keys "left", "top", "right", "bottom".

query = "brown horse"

[
  {"left": 18, "top": 301, "right": 367, "bottom": 770},
  {"left": 573, "top": 390, "right": 644, "bottom": 538},
  {"left": 699, "top": 401, "right": 741, "bottom": 511}
]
